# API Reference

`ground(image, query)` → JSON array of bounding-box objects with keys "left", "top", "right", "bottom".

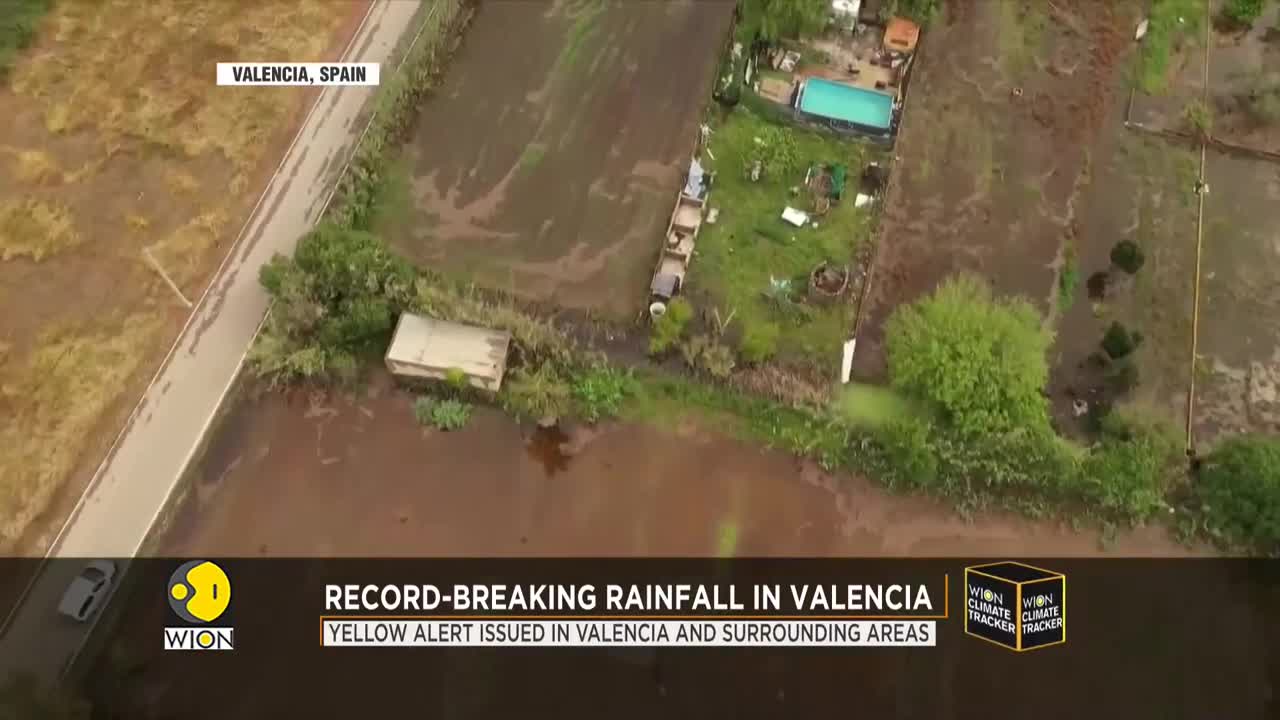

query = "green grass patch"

[
  {"left": 518, "top": 142, "right": 547, "bottom": 173},
  {"left": 0, "top": 0, "right": 51, "bottom": 77},
  {"left": 693, "top": 109, "right": 881, "bottom": 369},
  {"left": 997, "top": 0, "right": 1047, "bottom": 81},
  {"left": 1058, "top": 240, "right": 1079, "bottom": 313},
  {"left": 1135, "top": 0, "right": 1206, "bottom": 94},
  {"left": 835, "top": 382, "right": 923, "bottom": 430},
  {"left": 554, "top": 0, "right": 606, "bottom": 74},
  {"left": 413, "top": 396, "right": 471, "bottom": 431}
]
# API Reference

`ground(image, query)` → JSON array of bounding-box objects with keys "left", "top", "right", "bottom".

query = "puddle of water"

[{"left": 525, "top": 423, "right": 571, "bottom": 477}]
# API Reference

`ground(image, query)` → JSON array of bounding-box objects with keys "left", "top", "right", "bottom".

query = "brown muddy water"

[
  {"left": 89, "top": 376, "right": 1279, "bottom": 720},
  {"left": 166, "top": 374, "right": 1193, "bottom": 557}
]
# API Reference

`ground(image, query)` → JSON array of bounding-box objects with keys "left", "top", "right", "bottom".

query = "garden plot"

[
  {"left": 853, "top": 0, "right": 1138, "bottom": 383},
  {"left": 382, "top": 0, "right": 734, "bottom": 318},
  {"left": 685, "top": 109, "right": 883, "bottom": 377},
  {"left": 1193, "top": 152, "right": 1280, "bottom": 441},
  {"left": 1052, "top": 132, "right": 1200, "bottom": 431}
]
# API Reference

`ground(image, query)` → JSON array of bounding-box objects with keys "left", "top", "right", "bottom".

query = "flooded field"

[
  {"left": 381, "top": 0, "right": 734, "bottom": 318},
  {"left": 85, "top": 376, "right": 1280, "bottom": 720},
  {"left": 853, "top": 0, "right": 1137, "bottom": 381},
  {"left": 164, "top": 374, "right": 1193, "bottom": 558}
]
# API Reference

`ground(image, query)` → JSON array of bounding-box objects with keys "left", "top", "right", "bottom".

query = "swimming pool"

[{"left": 797, "top": 77, "right": 894, "bottom": 132}]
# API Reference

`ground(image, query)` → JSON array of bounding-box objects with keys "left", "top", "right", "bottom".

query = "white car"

[{"left": 57, "top": 560, "right": 117, "bottom": 622}]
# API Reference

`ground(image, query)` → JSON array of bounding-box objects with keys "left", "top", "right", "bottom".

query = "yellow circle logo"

[
  {"left": 167, "top": 560, "right": 231, "bottom": 624},
  {"left": 1036, "top": 595, "right": 1046, "bottom": 608},
  {"left": 982, "top": 589, "right": 993, "bottom": 602}
]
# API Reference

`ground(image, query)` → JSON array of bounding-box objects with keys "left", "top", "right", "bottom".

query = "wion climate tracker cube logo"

[
  {"left": 163, "top": 560, "right": 234, "bottom": 651},
  {"left": 964, "top": 562, "right": 1065, "bottom": 652}
]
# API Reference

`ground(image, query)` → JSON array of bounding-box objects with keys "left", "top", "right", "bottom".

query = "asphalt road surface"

[{"left": 0, "top": 0, "right": 423, "bottom": 683}]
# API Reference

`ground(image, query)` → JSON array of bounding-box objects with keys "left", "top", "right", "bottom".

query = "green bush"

[
  {"left": 413, "top": 396, "right": 471, "bottom": 431},
  {"left": 1110, "top": 240, "right": 1145, "bottom": 274},
  {"left": 1194, "top": 435, "right": 1280, "bottom": 551},
  {"left": 252, "top": 223, "right": 416, "bottom": 385},
  {"left": 649, "top": 298, "right": 693, "bottom": 355},
  {"left": 1223, "top": 0, "right": 1266, "bottom": 26},
  {"left": 1080, "top": 435, "right": 1172, "bottom": 522},
  {"left": 878, "top": 416, "right": 938, "bottom": 489},
  {"left": 700, "top": 341, "right": 737, "bottom": 379},
  {"left": 501, "top": 362, "right": 571, "bottom": 421},
  {"left": 885, "top": 273, "right": 1052, "bottom": 437},
  {"left": 1101, "top": 322, "right": 1142, "bottom": 360},
  {"left": 571, "top": 365, "right": 637, "bottom": 423},
  {"left": 680, "top": 335, "right": 736, "bottom": 378},
  {"left": 738, "top": 321, "right": 780, "bottom": 363}
]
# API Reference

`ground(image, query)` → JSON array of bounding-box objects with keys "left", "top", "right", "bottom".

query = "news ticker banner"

[{"left": 1, "top": 559, "right": 1276, "bottom": 658}]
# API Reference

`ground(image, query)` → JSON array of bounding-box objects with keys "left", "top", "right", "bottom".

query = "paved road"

[{"left": 0, "top": 0, "right": 423, "bottom": 682}]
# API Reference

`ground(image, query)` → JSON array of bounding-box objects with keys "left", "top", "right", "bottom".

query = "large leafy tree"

[
  {"left": 885, "top": 273, "right": 1052, "bottom": 436},
  {"left": 253, "top": 222, "right": 415, "bottom": 384},
  {"left": 741, "top": 0, "right": 830, "bottom": 42},
  {"left": 1195, "top": 435, "right": 1280, "bottom": 551}
]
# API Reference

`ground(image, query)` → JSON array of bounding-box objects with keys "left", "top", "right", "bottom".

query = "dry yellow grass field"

[{"left": 0, "top": 0, "right": 361, "bottom": 551}]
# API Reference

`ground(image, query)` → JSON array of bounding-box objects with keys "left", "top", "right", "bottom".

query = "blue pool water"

[{"left": 798, "top": 77, "right": 893, "bottom": 131}]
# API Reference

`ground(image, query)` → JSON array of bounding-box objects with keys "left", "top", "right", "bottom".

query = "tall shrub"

[{"left": 885, "top": 273, "right": 1052, "bottom": 436}]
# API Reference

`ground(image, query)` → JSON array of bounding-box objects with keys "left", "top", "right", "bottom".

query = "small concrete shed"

[{"left": 385, "top": 313, "right": 512, "bottom": 392}]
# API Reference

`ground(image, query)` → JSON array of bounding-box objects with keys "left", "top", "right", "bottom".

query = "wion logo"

[
  {"left": 163, "top": 560, "right": 234, "bottom": 651},
  {"left": 964, "top": 562, "right": 1065, "bottom": 652}
]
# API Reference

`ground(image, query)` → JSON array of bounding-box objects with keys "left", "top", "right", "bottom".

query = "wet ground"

[
  {"left": 382, "top": 0, "right": 734, "bottom": 318},
  {"left": 853, "top": 0, "right": 1137, "bottom": 381},
  {"left": 1115, "top": 0, "right": 1280, "bottom": 443},
  {"left": 83, "top": 376, "right": 1280, "bottom": 720},
  {"left": 1195, "top": 152, "right": 1280, "bottom": 440},
  {"left": 164, "top": 374, "right": 1195, "bottom": 558},
  {"left": 1130, "top": 0, "right": 1280, "bottom": 152},
  {"left": 1051, "top": 126, "right": 1200, "bottom": 431}
]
